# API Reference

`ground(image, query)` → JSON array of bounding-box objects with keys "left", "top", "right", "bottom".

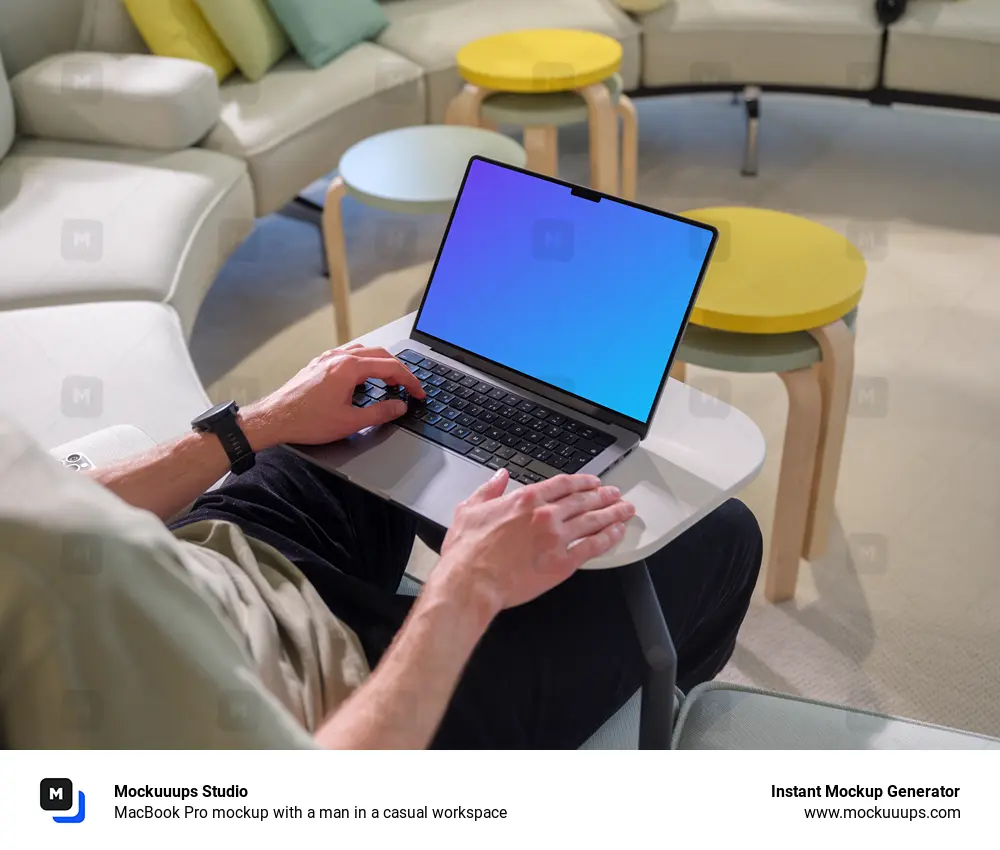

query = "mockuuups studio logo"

[{"left": 40, "top": 778, "right": 86, "bottom": 824}]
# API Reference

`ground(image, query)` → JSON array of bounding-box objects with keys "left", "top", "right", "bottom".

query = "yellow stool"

[
  {"left": 446, "top": 29, "right": 630, "bottom": 196},
  {"left": 673, "top": 208, "right": 866, "bottom": 602}
]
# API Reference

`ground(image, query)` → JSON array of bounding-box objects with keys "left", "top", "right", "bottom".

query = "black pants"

[{"left": 171, "top": 448, "right": 762, "bottom": 748}]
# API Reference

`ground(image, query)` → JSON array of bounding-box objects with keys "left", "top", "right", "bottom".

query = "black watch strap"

[{"left": 191, "top": 401, "right": 256, "bottom": 474}]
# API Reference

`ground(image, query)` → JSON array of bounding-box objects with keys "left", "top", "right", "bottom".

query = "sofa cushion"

[
  {"left": 0, "top": 47, "right": 14, "bottom": 161},
  {"left": 267, "top": 0, "right": 388, "bottom": 70},
  {"left": 673, "top": 683, "right": 1000, "bottom": 749},
  {"left": 11, "top": 52, "right": 220, "bottom": 151},
  {"left": 0, "top": 139, "right": 253, "bottom": 332},
  {"left": 194, "top": 0, "right": 289, "bottom": 82},
  {"left": 376, "top": 0, "right": 641, "bottom": 123},
  {"left": 0, "top": 301, "right": 211, "bottom": 449},
  {"left": 78, "top": 0, "right": 150, "bottom": 55},
  {"left": 638, "top": 0, "right": 884, "bottom": 90},
  {"left": 122, "top": 0, "right": 236, "bottom": 82},
  {"left": 0, "top": 0, "right": 86, "bottom": 78},
  {"left": 202, "top": 44, "right": 424, "bottom": 215},
  {"left": 885, "top": 0, "right": 1000, "bottom": 101}
]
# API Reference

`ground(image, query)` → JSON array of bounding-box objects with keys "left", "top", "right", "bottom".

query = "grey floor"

[{"left": 191, "top": 92, "right": 1000, "bottom": 737}]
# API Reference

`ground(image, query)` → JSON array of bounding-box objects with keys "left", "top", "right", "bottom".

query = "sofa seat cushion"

[
  {"left": 673, "top": 683, "right": 1000, "bottom": 749},
  {"left": 0, "top": 138, "right": 253, "bottom": 333},
  {"left": 885, "top": 0, "right": 1000, "bottom": 101},
  {"left": 0, "top": 301, "right": 211, "bottom": 450},
  {"left": 639, "top": 0, "right": 884, "bottom": 90},
  {"left": 201, "top": 44, "right": 425, "bottom": 215},
  {"left": 376, "top": 0, "right": 641, "bottom": 123}
]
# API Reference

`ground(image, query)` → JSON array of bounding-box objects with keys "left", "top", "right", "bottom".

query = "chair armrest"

[
  {"left": 49, "top": 424, "right": 156, "bottom": 470},
  {"left": 11, "top": 52, "right": 220, "bottom": 151}
]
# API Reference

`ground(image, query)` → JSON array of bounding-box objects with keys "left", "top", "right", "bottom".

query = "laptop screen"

[{"left": 413, "top": 158, "right": 716, "bottom": 425}]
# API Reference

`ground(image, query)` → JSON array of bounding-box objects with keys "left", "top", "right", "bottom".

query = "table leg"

[
  {"left": 321, "top": 176, "right": 353, "bottom": 345},
  {"left": 523, "top": 125, "right": 559, "bottom": 177},
  {"left": 578, "top": 83, "right": 620, "bottom": 195},
  {"left": 767, "top": 366, "right": 822, "bottom": 602},
  {"left": 619, "top": 559, "right": 677, "bottom": 750},
  {"left": 804, "top": 319, "right": 855, "bottom": 559},
  {"left": 618, "top": 94, "right": 638, "bottom": 201},
  {"left": 445, "top": 84, "right": 490, "bottom": 126}
]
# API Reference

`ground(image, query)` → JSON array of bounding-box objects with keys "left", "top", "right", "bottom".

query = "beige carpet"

[{"left": 190, "top": 93, "right": 1000, "bottom": 738}]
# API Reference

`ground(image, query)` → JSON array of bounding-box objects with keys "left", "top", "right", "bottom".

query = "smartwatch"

[{"left": 191, "top": 401, "right": 255, "bottom": 474}]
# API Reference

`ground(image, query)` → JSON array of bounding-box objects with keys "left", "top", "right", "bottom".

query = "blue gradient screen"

[{"left": 415, "top": 159, "right": 714, "bottom": 423}]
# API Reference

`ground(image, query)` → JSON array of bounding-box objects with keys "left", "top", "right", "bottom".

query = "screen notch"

[{"left": 570, "top": 186, "right": 602, "bottom": 203}]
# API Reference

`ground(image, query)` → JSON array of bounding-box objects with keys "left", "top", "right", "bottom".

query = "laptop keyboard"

[{"left": 351, "top": 349, "right": 616, "bottom": 484}]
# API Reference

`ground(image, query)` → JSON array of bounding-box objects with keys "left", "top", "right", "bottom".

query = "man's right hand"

[{"left": 432, "top": 469, "right": 635, "bottom": 617}]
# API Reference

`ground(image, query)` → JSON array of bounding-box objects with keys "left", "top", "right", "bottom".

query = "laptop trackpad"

[{"left": 294, "top": 425, "right": 501, "bottom": 528}]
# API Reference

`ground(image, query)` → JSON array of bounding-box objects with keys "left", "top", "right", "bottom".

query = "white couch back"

[
  {"left": 0, "top": 47, "right": 13, "bottom": 160},
  {"left": 0, "top": 0, "right": 145, "bottom": 78}
]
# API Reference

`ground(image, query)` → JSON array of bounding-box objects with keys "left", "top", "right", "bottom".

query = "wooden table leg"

[
  {"left": 444, "top": 83, "right": 490, "bottom": 127},
  {"left": 618, "top": 94, "right": 638, "bottom": 201},
  {"left": 523, "top": 125, "right": 559, "bottom": 176},
  {"left": 766, "top": 366, "right": 822, "bottom": 602},
  {"left": 579, "top": 83, "right": 620, "bottom": 195},
  {"left": 804, "top": 319, "right": 856, "bottom": 559},
  {"left": 321, "top": 176, "right": 353, "bottom": 345}
]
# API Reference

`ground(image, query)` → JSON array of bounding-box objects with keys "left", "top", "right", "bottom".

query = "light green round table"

[{"left": 323, "top": 126, "right": 526, "bottom": 342}]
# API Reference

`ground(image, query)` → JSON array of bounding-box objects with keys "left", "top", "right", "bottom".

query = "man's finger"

[
  {"left": 565, "top": 522, "right": 627, "bottom": 569},
  {"left": 552, "top": 485, "right": 622, "bottom": 521},
  {"left": 564, "top": 500, "right": 635, "bottom": 542},
  {"left": 463, "top": 468, "right": 509, "bottom": 505},
  {"left": 340, "top": 342, "right": 365, "bottom": 351},
  {"left": 348, "top": 398, "right": 408, "bottom": 430},
  {"left": 350, "top": 356, "right": 425, "bottom": 397},
  {"left": 534, "top": 473, "right": 601, "bottom": 503}
]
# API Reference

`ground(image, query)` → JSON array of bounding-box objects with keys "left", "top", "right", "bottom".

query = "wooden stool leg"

[
  {"left": 767, "top": 366, "right": 822, "bottom": 602},
  {"left": 669, "top": 360, "right": 686, "bottom": 383},
  {"left": 445, "top": 84, "right": 490, "bottom": 127},
  {"left": 524, "top": 125, "right": 559, "bottom": 177},
  {"left": 578, "top": 83, "right": 620, "bottom": 195},
  {"left": 618, "top": 94, "right": 638, "bottom": 201},
  {"left": 804, "top": 319, "right": 856, "bottom": 559},
  {"left": 321, "top": 176, "right": 352, "bottom": 344}
]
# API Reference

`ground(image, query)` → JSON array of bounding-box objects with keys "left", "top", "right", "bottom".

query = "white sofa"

[{"left": 1, "top": 0, "right": 998, "bottom": 749}]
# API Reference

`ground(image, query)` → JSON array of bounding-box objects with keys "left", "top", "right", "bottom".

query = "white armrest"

[
  {"left": 11, "top": 52, "right": 220, "bottom": 151},
  {"left": 49, "top": 424, "right": 156, "bottom": 469}
]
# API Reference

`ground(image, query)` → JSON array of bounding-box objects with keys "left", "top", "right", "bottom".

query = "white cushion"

[
  {"left": 638, "top": 0, "right": 884, "bottom": 90},
  {"left": 673, "top": 683, "right": 1000, "bottom": 749},
  {"left": 885, "top": 0, "right": 1000, "bottom": 101},
  {"left": 50, "top": 423, "right": 157, "bottom": 467},
  {"left": 0, "top": 139, "right": 254, "bottom": 332},
  {"left": 0, "top": 301, "right": 211, "bottom": 449},
  {"left": 0, "top": 46, "right": 14, "bottom": 161},
  {"left": 12, "top": 53, "right": 220, "bottom": 151},
  {"left": 202, "top": 45, "right": 425, "bottom": 216},
  {"left": 377, "top": 0, "right": 641, "bottom": 123}
]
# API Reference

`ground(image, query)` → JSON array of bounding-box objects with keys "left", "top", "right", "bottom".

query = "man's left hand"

[{"left": 241, "top": 344, "right": 426, "bottom": 450}]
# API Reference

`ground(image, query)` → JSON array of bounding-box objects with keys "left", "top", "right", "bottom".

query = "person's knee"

[{"left": 715, "top": 498, "right": 763, "bottom": 581}]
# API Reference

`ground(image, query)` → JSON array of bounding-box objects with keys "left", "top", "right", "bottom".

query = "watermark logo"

[
  {"left": 61, "top": 220, "right": 103, "bottom": 263},
  {"left": 61, "top": 376, "right": 104, "bottom": 418},
  {"left": 218, "top": 690, "right": 260, "bottom": 734},
  {"left": 531, "top": 219, "right": 574, "bottom": 262},
  {"left": 61, "top": 59, "right": 104, "bottom": 104},
  {"left": 846, "top": 220, "right": 889, "bottom": 262},
  {"left": 848, "top": 533, "right": 889, "bottom": 575},
  {"left": 689, "top": 376, "right": 732, "bottom": 419},
  {"left": 849, "top": 376, "right": 889, "bottom": 418},
  {"left": 40, "top": 778, "right": 86, "bottom": 824}
]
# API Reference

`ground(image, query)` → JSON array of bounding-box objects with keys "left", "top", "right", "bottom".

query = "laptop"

[{"left": 290, "top": 156, "right": 718, "bottom": 529}]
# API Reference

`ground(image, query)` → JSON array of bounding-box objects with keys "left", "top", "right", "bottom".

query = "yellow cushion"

[
  {"left": 682, "top": 207, "right": 867, "bottom": 334},
  {"left": 456, "top": 29, "right": 622, "bottom": 94},
  {"left": 124, "top": 0, "right": 235, "bottom": 82}
]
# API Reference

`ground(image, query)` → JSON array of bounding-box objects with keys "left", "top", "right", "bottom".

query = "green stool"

[
  {"left": 477, "top": 74, "right": 638, "bottom": 200},
  {"left": 322, "top": 125, "right": 526, "bottom": 343}
]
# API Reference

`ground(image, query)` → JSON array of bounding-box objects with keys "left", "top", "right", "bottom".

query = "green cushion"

[
  {"left": 195, "top": 0, "right": 289, "bottom": 81},
  {"left": 266, "top": 0, "right": 388, "bottom": 70}
]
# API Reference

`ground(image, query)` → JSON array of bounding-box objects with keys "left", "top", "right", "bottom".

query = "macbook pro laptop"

[{"left": 290, "top": 156, "right": 718, "bottom": 529}]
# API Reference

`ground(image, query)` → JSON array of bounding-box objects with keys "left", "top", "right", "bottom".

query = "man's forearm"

[
  {"left": 88, "top": 412, "right": 275, "bottom": 520},
  {"left": 314, "top": 563, "right": 499, "bottom": 750}
]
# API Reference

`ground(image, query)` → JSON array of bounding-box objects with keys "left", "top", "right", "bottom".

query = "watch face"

[{"left": 192, "top": 400, "right": 238, "bottom": 429}]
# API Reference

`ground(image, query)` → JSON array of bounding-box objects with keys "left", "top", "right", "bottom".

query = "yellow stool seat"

[
  {"left": 681, "top": 207, "right": 867, "bottom": 335},
  {"left": 456, "top": 29, "right": 622, "bottom": 94}
]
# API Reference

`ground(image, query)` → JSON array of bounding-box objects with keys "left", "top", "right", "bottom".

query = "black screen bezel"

[{"left": 410, "top": 155, "right": 719, "bottom": 440}]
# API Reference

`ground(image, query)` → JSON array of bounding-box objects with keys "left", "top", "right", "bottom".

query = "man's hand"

[
  {"left": 432, "top": 468, "right": 635, "bottom": 616},
  {"left": 242, "top": 344, "right": 426, "bottom": 450}
]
